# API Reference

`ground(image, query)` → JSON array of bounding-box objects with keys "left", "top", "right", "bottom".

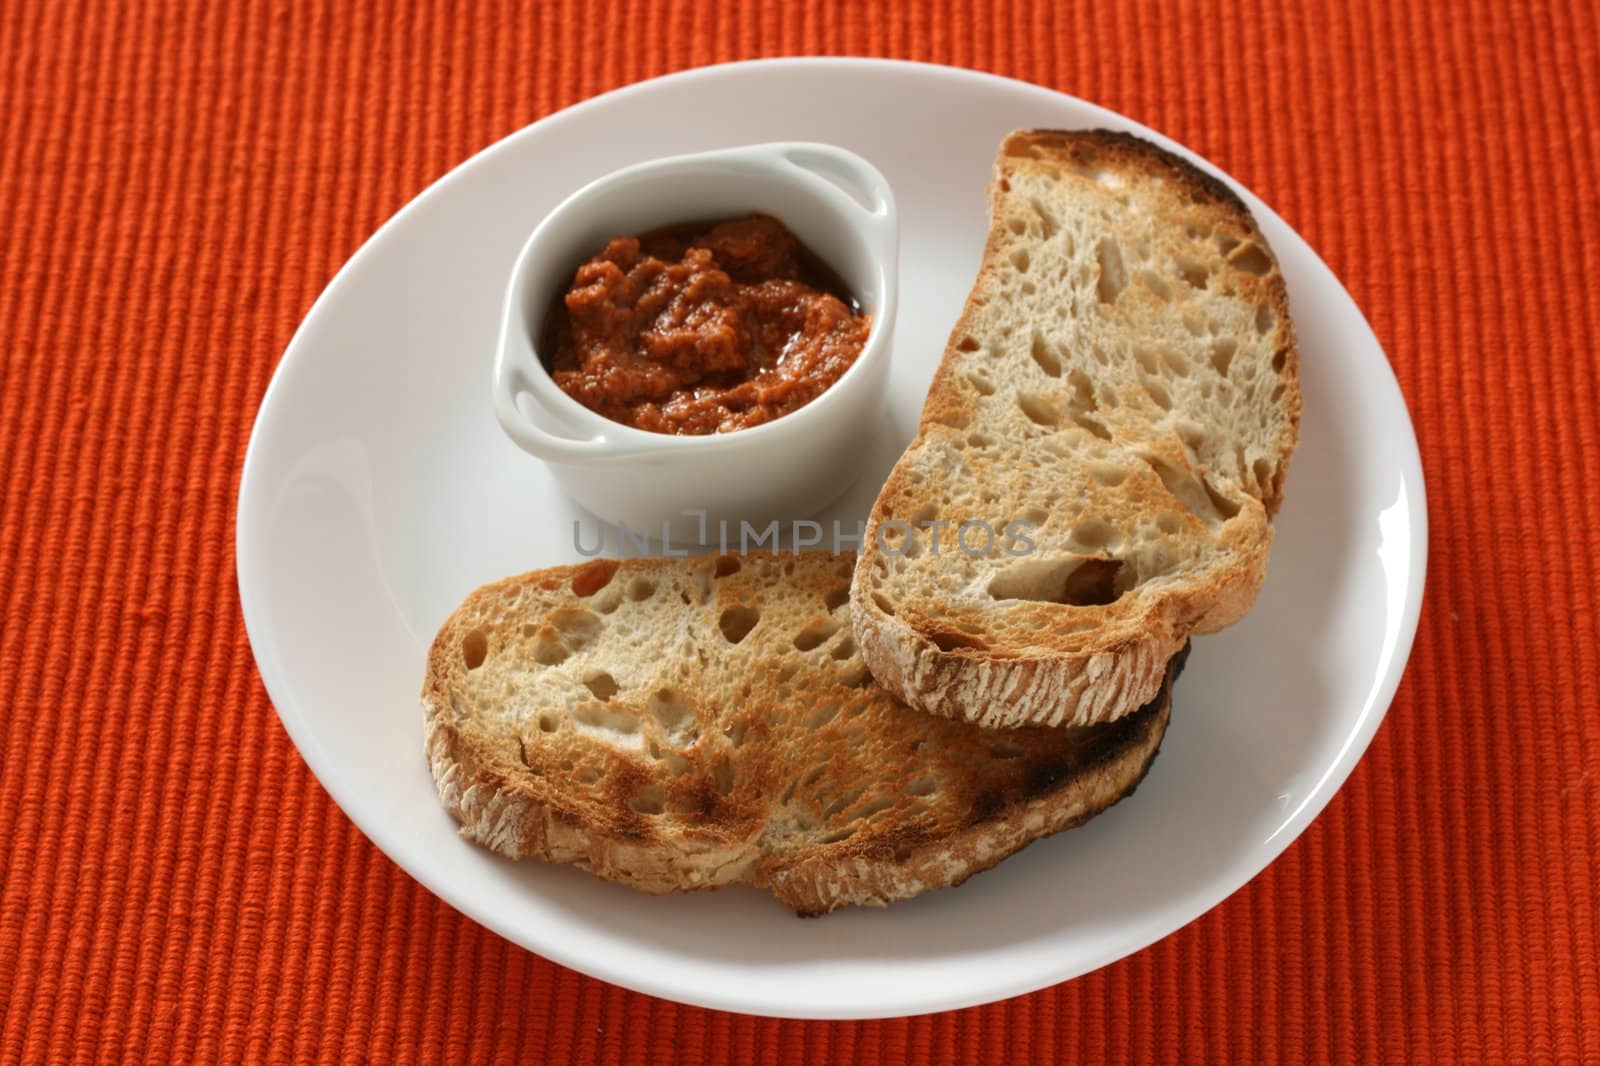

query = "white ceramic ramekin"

[{"left": 492, "top": 142, "right": 898, "bottom": 543}]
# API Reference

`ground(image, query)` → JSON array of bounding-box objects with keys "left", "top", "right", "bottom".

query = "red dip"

[{"left": 541, "top": 214, "right": 871, "bottom": 435}]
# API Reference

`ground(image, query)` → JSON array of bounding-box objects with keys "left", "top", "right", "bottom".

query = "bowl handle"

[
  {"left": 492, "top": 316, "right": 626, "bottom": 464},
  {"left": 769, "top": 143, "right": 898, "bottom": 257}
]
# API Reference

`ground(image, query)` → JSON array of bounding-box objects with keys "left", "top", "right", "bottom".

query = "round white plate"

[{"left": 237, "top": 58, "right": 1426, "bottom": 1019}]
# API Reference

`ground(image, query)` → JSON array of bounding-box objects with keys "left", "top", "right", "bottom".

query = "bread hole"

[
  {"left": 854, "top": 796, "right": 895, "bottom": 822},
  {"left": 1162, "top": 349, "right": 1191, "bottom": 377},
  {"left": 892, "top": 842, "right": 915, "bottom": 862},
  {"left": 538, "top": 712, "right": 561, "bottom": 733},
  {"left": 775, "top": 660, "right": 799, "bottom": 684},
  {"left": 629, "top": 786, "right": 665, "bottom": 815},
  {"left": 593, "top": 586, "right": 622, "bottom": 615},
  {"left": 1204, "top": 476, "right": 1243, "bottom": 521},
  {"left": 1273, "top": 348, "right": 1289, "bottom": 373},
  {"left": 1176, "top": 421, "right": 1209, "bottom": 455},
  {"left": 461, "top": 629, "right": 488, "bottom": 670},
  {"left": 1216, "top": 233, "right": 1241, "bottom": 256},
  {"left": 571, "top": 560, "right": 619, "bottom": 598},
  {"left": 1006, "top": 216, "right": 1027, "bottom": 235},
  {"left": 806, "top": 702, "right": 840, "bottom": 729},
  {"left": 532, "top": 632, "right": 569, "bottom": 666},
  {"left": 626, "top": 578, "right": 655, "bottom": 602},
  {"left": 955, "top": 335, "right": 981, "bottom": 354},
  {"left": 1210, "top": 338, "right": 1237, "bottom": 377},
  {"left": 574, "top": 701, "right": 638, "bottom": 735},
  {"left": 550, "top": 606, "right": 601, "bottom": 649},
  {"left": 1020, "top": 280, "right": 1036, "bottom": 296},
  {"left": 966, "top": 371, "right": 996, "bottom": 396},
  {"left": 718, "top": 605, "right": 760, "bottom": 644},
  {"left": 648, "top": 686, "right": 695, "bottom": 736},
  {"left": 1140, "top": 271, "right": 1173, "bottom": 302},
  {"left": 824, "top": 584, "right": 850, "bottom": 612},
  {"left": 819, "top": 825, "right": 857, "bottom": 844},
  {"left": 1021, "top": 505, "right": 1050, "bottom": 526},
  {"left": 967, "top": 432, "right": 991, "bottom": 449},
  {"left": 1231, "top": 242, "right": 1272, "bottom": 275},
  {"left": 1028, "top": 332, "right": 1061, "bottom": 377},
  {"left": 840, "top": 662, "right": 873, "bottom": 688},
  {"left": 574, "top": 765, "right": 600, "bottom": 785},
  {"left": 714, "top": 555, "right": 742, "bottom": 578},
  {"left": 1010, "top": 248, "right": 1031, "bottom": 274},
  {"left": 582, "top": 672, "right": 620, "bottom": 700},
  {"left": 1070, "top": 412, "right": 1113, "bottom": 441},
  {"left": 1253, "top": 458, "right": 1276, "bottom": 494},
  {"left": 928, "top": 629, "right": 987, "bottom": 652},
  {"left": 998, "top": 177, "right": 1011, "bottom": 193},
  {"left": 871, "top": 592, "right": 896, "bottom": 617},
  {"left": 724, "top": 718, "right": 749, "bottom": 748},
  {"left": 1069, "top": 518, "right": 1117, "bottom": 551},
  {"left": 662, "top": 752, "right": 690, "bottom": 776},
  {"left": 1017, "top": 392, "right": 1060, "bottom": 427},
  {"left": 1270, "top": 381, "right": 1287, "bottom": 402},
  {"left": 1156, "top": 511, "right": 1183, "bottom": 535},
  {"left": 990, "top": 741, "right": 1026, "bottom": 759},
  {"left": 1182, "top": 313, "right": 1206, "bottom": 337},
  {"left": 1128, "top": 349, "right": 1158, "bottom": 377},
  {"left": 1255, "top": 304, "right": 1276, "bottom": 335},
  {"left": 907, "top": 776, "right": 938, "bottom": 797},
  {"left": 1141, "top": 452, "right": 1232, "bottom": 528},
  {"left": 794, "top": 618, "right": 841, "bottom": 652},
  {"left": 1177, "top": 257, "right": 1209, "bottom": 289},
  {"left": 1142, "top": 378, "right": 1173, "bottom": 410},
  {"left": 1089, "top": 462, "right": 1128, "bottom": 487},
  {"left": 1090, "top": 344, "right": 1110, "bottom": 366},
  {"left": 1095, "top": 238, "right": 1127, "bottom": 304},
  {"left": 822, "top": 788, "right": 866, "bottom": 820},
  {"left": 987, "top": 555, "right": 1128, "bottom": 607},
  {"left": 830, "top": 636, "right": 856, "bottom": 660},
  {"left": 692, "top": 753, "right": 729, "bottom": 797},
  {"left": 1060, "top": 558, "right": 1124, "bottom": 607}
]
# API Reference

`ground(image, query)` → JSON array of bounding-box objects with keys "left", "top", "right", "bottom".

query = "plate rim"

[{"left": 236, "top": 55, "right": 1429, "bottom": 1018}]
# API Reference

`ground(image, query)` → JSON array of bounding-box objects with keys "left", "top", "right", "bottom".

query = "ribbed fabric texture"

[{"left": 2, "top": 1, "right": 1597, "bottom": 1062}]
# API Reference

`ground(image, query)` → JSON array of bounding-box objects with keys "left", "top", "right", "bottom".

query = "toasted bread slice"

[
  {"left": 423, "top": 553, "right": 1182, "bottom": 915},
  {"left": 852, "top": 129, "right": 1299, "bottom": 730}
]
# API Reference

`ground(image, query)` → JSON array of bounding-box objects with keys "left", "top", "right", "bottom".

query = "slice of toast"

[
  {"left": 423, "top": 553, "right": 1183, "bottom": 915},
  {"left": 852, "top": 129, "right": 1299, "bottom": 730}
]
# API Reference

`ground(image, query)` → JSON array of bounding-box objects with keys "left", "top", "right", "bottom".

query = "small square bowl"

[{"left": 492, "top": 142, "right": 899, "bottom": 544}]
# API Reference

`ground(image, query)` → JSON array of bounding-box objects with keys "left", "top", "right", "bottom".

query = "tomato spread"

[{"left": 541, "top": 215, "right": 871, "bottom": 434}]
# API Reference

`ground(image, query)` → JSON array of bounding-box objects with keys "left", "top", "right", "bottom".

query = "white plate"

[{"left": 237, "top": 58, "right": 1426, "bottom": 1019}]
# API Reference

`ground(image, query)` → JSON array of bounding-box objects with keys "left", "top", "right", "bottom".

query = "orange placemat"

[{"left": 2, "top": 1, "right": 1596, "bottom": 1062}]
